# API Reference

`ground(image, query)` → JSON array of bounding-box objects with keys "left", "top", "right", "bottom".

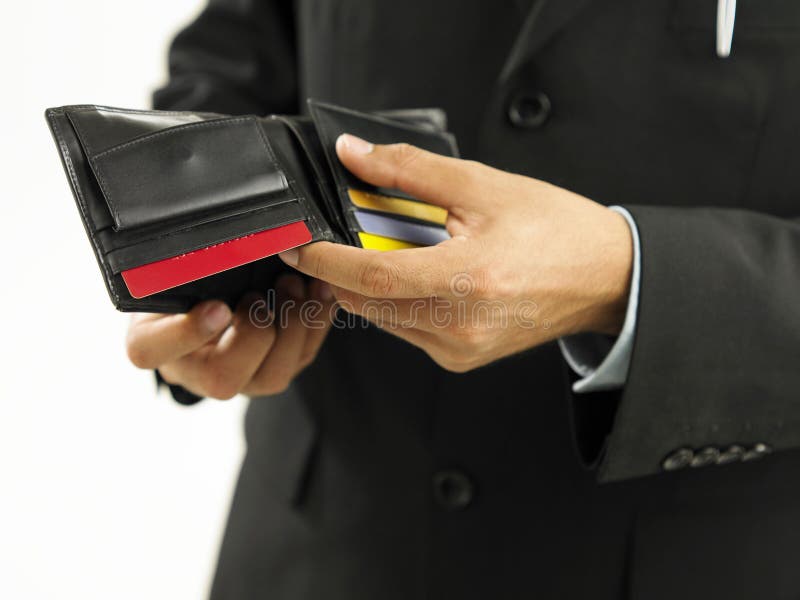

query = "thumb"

[{"left": 335, "top": 134, "right": 483, "bottom": 212}]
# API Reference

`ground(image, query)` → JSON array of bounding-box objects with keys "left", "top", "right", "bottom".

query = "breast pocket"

[{"left": 629, "top": 499, "right": 800, "bottom": 600}]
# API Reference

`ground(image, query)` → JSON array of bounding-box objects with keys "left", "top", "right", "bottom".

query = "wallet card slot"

[
  {"left": 347, "top": 189, "right": 449, "bottom": 226},
  {"left": 121, "top": 221, "right": 313, "bottom": 299},
  {"left": 353, "top": 210, "right": 450, "bottom": 246},
  {"left": 103, "top": 199, "right": 308, "bottom": 274},
  {"left": 89, "top": 116, "right": 289, "bottom": 231},
  {"left": 357, "top": 232, "right": 420, "bottom": 251}
]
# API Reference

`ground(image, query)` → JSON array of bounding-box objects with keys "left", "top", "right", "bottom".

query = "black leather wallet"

[{"left": 45, "top": 100, "right": 458, "bottom": 312}]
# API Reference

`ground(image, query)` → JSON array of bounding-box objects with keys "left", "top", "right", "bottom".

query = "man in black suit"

[{"left": 125, "top": 1, "right": 800, "bottom": 598}]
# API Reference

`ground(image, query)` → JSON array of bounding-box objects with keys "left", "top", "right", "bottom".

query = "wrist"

[{"left": 581, "top": 208, "right": 634, "bottom": 336}]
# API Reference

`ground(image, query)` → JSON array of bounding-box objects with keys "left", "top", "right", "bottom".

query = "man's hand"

[
  {"left": 125, "top": 275, "right": 335, "bottom": 399},
  {"left": 279, "top": 134, "right": 633, "bottom": 373}
]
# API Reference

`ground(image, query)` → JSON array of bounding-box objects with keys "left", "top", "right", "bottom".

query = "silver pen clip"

[{"left": 716, "top": 0, "right": 737, "bottom": 58}]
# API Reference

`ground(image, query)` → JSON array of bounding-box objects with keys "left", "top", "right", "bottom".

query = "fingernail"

[
  {"left": 337, "top": 133, "right": 374, "bottom": 155},
  {"left": 279, "top": 248, "right": 299, "bottom": 266},
  {"left": 203, "top": 302, "right": 231, "bottom": 333},
  {"left": 317, "top": 282, "right": 333, "bottom": 302}
]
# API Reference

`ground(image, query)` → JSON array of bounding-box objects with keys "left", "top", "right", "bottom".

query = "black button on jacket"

[{"left": 153, "top": 1, "right": 800, "bottom": 598}]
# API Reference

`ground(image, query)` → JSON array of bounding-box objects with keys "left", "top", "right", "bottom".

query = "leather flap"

[
  {"left": 65, "top": 105, "right": 220, "bottom": 155},
  {"left": 307, "top": 100, "right": 458, "bottom": 245},
  {"left": 308, "top": 100, "right": 458, "bottom": 205},
  {"left": 89, "top": 116, "right": 289, "bottom": 231}
]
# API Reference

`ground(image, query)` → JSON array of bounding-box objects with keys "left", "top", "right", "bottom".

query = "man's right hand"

[{"left": 125, "top": 275, "right": 335, "bottom": 399}]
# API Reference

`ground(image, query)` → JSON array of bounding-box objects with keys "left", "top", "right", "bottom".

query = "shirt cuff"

[{"left": 558, "top": 205, "right": 641, "bottom": 393}]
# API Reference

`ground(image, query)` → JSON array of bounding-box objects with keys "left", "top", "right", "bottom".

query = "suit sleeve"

[
  {"left": 151, "top": 0, "right": 299, "bottom": 404},
  {"left": 581, "top": 206, "right": 800, "bottom": 482},
  {"left": 152, "top": 0, "right": 298, "bottom": 115}
]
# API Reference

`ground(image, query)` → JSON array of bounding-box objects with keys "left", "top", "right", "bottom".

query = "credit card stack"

[{"left": 45, "top": 100, "right": 458, "bottom": 312}]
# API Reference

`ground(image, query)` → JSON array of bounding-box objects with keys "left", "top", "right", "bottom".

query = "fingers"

[
  {"left": 159, "top": 293, "right": 278, "bottom": 399},
  {"left": 243, "top": 276, "right": 311, "bottom": 396},
  {"left": 151, "top": 277, "right": 336, "bottom": 400},
  {"left": 280, "top": 241, "right": 455, "bottom": 299},
  {"left": 336, "top": 134, "right": 485, "bottom": 212},
  {"left": 126, "top": 300, "right": 233, "bottom": 369}
]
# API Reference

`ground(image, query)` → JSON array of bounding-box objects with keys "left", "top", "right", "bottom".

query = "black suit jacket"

[{"left": 153, "top": 1, "right": 800, "bottom": 598}]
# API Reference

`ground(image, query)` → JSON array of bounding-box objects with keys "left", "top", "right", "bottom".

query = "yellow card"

[
  {"left": 348, "top": 189, "right": 448, "bottom": 226},
  {"left": 358, "top": 232, "right": 421, "bottom": 251}
]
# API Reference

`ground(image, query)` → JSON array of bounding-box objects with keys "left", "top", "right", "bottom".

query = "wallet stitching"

[
  {"left": 67, "top": 110, "right": 100, "bottom": 158},
  {"left": 48, "top": 114, "right": 121, "bottom": 303},
  {"left": 68, "top": 104, "right": 224, "bottom": 118},
  {"left": 91, "top": 116, "right": 255, "bottom": 159},
  {"left": 90, "top": 116, "right": 282, "bottom": 231}
]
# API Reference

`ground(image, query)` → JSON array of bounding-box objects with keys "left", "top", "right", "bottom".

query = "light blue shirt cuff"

[{"left": 558, "top": 206, "right": 641, "bottom": 393}]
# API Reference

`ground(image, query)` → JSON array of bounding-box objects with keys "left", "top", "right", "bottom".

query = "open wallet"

[{"left": 45, "top": 100, "right": 458, "bottom": 312}]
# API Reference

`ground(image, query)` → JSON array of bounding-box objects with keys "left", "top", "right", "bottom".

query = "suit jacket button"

[
  {"left": 662, "top": 447, "right": 694, "bottom": 471},
  {"left": 433, "top": 469, "right": 474, "bottom": 511},
  {"left": 742, "top": 443, "right": 773, "bottom": 462},
  {"left": 716, "top": 444, "right": 746, "bottom": 465},
  {"left": 507, "top": 91, "right": 552, "bottom": 128},
  {"left": 690, "top": 446, "right": 720, "bottom": 468}
]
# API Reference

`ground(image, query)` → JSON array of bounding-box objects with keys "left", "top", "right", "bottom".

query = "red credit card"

[{"left": 121, "top": 220, "right": 312, "bottom": 298}]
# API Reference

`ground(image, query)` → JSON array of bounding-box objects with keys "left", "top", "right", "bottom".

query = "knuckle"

[
  {"left": 392, "top": 143, "right": 420, "bottom": 169},
  {"left": 297, "top": 345, "right": 323, "bottom": 371},
  {"left": 206, "top": 383, "right": 240, "bottom": 401},
  {"left": 200, "top": 367, "right": 242, "bottom": 400},
  {"left": 331, "top": 288, "right": 360, "bottom": 312},
  {"left": 269, "top": 380, "right": 292, "bottom": 395},
  {"left": 390, "top": 143, "right": 421, "bottom": 189},
  {"left": 462, "top": 159, "right": 491, "bottom": 177},
  {"left": 488, "top": 268, "right": 518, "bottom": 300},
  {"left": 253, "top": 362, "right": 295, "bottom": 396},
  {"left": 470, "top": 267, "right": 496, "bottom": 298},
  {"left": 359, "top": 257, "right": 401, "bottom": 297},
  {"left": 466, "top": 159, "right": 498, "bottom": 184},
  {"left": 125, "top": 340, "right": 152, "bottom": 369},
  {"left": 307, "top": 248, "right": 329, "bottom": 280},
  {"left": 258, "top": 376, "right": 292, "bottom": 397},
  {"left": 157, "top": 367, "right": 180, "bottom": 387}
]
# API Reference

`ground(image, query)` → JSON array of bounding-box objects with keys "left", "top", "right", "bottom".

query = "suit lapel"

[{"left": 499, "top": 0, "right": 595, "bottom": 82}]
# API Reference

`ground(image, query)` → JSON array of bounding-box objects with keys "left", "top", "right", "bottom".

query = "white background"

[{"left": 0, "top": 2, "right": 251, "bottom": 598}]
